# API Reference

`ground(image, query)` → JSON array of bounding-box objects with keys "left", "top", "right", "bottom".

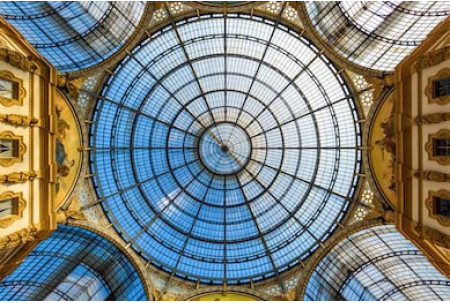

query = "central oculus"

[{"left": 198, "top": 123, "right": 251, "bottom": 175}]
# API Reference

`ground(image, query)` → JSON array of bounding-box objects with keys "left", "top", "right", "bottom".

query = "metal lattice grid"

[
  {"left": 0, "top": 1, "right": 145, "bottom": 72},
  {"left": 304, "top": 225, "right": 450, "bottom": 301},
  {"left": 0, "top": 226, "right": 147, "bottom": 301},
  {"left": 89, "top": 12, "right": 362, "bottom": 285},
  {"left": 304, "top": 1, "right": 450, "bottom": 71}
]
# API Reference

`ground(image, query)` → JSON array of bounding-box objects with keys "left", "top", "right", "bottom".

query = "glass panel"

[
  {"left": 44, "top": 264, "right": 111, "bottom": 301},
  {"left": 0, "top": 78, "right": 18, "bottom": 100},
  {"left": 434, "top": 77, "right": 450, "bottom": 98},
  {"left": 0, "top": 2, "right": 146, "bottom": 72},
  {"left": 305, "top": 1, "right": 450, "bottom": 71},
  {"left": 435, "top": 197, "right": 450, "bottom": 217},
  {"left": 0, "top": 139, "right": 18, "bottom": 158},
  {"left": 434, "top": 138, "right": 450, "bottom": 156},
  {"left": 0, "top": 198, "right": 17, "bottom": 218},
  {"left": 0, "top": 226, "right": 147, "bottom": 301},
  {"left": 304, "top": 225, "right": 450, "bottom": 301}
]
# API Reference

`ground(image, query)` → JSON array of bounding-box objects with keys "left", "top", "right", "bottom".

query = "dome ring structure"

[{"left": 90, "top": 13, "right": 362, "bottom": 285}]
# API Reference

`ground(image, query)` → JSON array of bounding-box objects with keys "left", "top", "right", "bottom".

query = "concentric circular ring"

[
  {"left": 90, "top": 14, "right": 362, "bottom": 285},
  {"left": 198, "top": 123, "right": 251, "bottom": 175}
]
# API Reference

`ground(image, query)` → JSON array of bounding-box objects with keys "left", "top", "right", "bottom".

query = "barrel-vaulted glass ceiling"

[
  {"left": 304, "top": 225, "right": 450, "bottom": 301},
  {"left": 90, "top": 13, "right": 362, "bottom": 285},
  {"left": 305, "top": 1, "right": 450, "bottom": 71},
  {"left": 0, "top": 1, "right": 145, "bottom": 72}
]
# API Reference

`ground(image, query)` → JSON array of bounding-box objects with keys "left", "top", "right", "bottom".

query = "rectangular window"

[
  {"left": 0, "top": 139, "right": 19, "bottom": 158},
  {"left": 433, "top": 138, "right": 450, "bottom": 156},
  {"left": 434, "top": 197, "right": 450, "bottom": 217},
  {"left": 0, "top": 198, "right": 18, "bottom": 219},
  {"left": 433, "top": 77, "right": 450, "bottom": 98},
  {"left": 0, "top": 78, "right": 19, "bottom": 100}
]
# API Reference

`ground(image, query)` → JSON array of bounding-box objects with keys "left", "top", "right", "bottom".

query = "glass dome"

[{"left": 89, "top": 14, "right": 362, "bottom": 284}]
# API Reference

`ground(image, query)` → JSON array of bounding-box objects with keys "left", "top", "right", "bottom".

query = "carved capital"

[{"left": 0, "top": 114, "right": 38, "bottom": 127}]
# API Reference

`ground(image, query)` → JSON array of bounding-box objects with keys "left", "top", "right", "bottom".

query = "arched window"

[
  {"left": 303, "top": 225, "right": 450, "bottom": 301},
  {"left": 0, "top": 2, "right": 146, "bottom": 73},
  {"left": 0, "top": 225, "right": 148, "bottom": 301}
]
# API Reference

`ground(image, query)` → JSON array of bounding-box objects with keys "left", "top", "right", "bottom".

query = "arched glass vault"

[
  {"left": 89, "top": 12, "right": 362, "bottom": 285},
  {"left": 303, "top": 225, "right": 450, "bottom": 301},
  {"left": 302, "top": 1, "right": 450, "bottom": 72},
  {"left": 0, "top": 226, "right": 148, "bottom": 301},
  {"left": 0, "top": 1, "right": 147, "bottom": 73}
]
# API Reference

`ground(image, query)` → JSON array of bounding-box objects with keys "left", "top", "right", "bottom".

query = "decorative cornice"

[
  {"left": 415, "top": 170, "right": 450, "bottom": 182},
  {"left": 414, "top": 223, "right": 450, "bottom": 249},
  {"left": 0, "top": 114, "right": 38, "bottom": 127},
  {"left": 0, "top": 47, "right": 36, "bottom": 72},
  {"left": 415, "top": 112, "right": 450, "bottom": 124},
  {"left": 0, "top": 227, "right": 37, "bottom": 250},
  {"left": 413, "top": 46, "right": 450, "bottom": 73},
  {"left": 0, "top": 171, "right": 37, "bottom": 183}
]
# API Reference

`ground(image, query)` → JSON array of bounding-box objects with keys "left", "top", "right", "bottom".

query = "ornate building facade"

[{"left": 0, "top": 1, "right": 449, "bottom": 301}]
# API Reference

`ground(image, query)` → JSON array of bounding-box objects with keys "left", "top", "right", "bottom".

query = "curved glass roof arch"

[
  {"left": 89, "top": 13, "right": 362, "bottom": 285},
  {"left": 303, "top": 225, "right": 450, "bottom": 301},
  {"left": 0, "top": 1, "right": 146, "bottom": 73},
  {"left": 0, "top": 226, "right": 148, "bottom": 301},
  {"left": 304, "top": 1, "right": 450, "bottom": 72}
]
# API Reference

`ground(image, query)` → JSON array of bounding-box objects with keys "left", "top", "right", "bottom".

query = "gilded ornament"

[
  {"left": 415, "top": 170, "right": 450, "bottom": 182},
  {"left": 0, "top": 47, "right": 30, "bottom": 71},
  {"left": 56, "top": 210, "right": 86, "bottom": 224},
  {"left": 0, "top": 227, "right": 37, "bottom": 250},
  {"left": 415, "top": 112, "right": 450, "bottom": 124},
  {"left": 0, "top": 171, "right": 37, "bottom": 183},
  {"left": 0, "top": 114, "right": 38, "bottom": 127}
]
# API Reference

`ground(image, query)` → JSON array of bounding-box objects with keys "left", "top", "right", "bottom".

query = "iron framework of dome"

[{"left": 89, "top": 13, "right": 362, "bottom": 285}]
